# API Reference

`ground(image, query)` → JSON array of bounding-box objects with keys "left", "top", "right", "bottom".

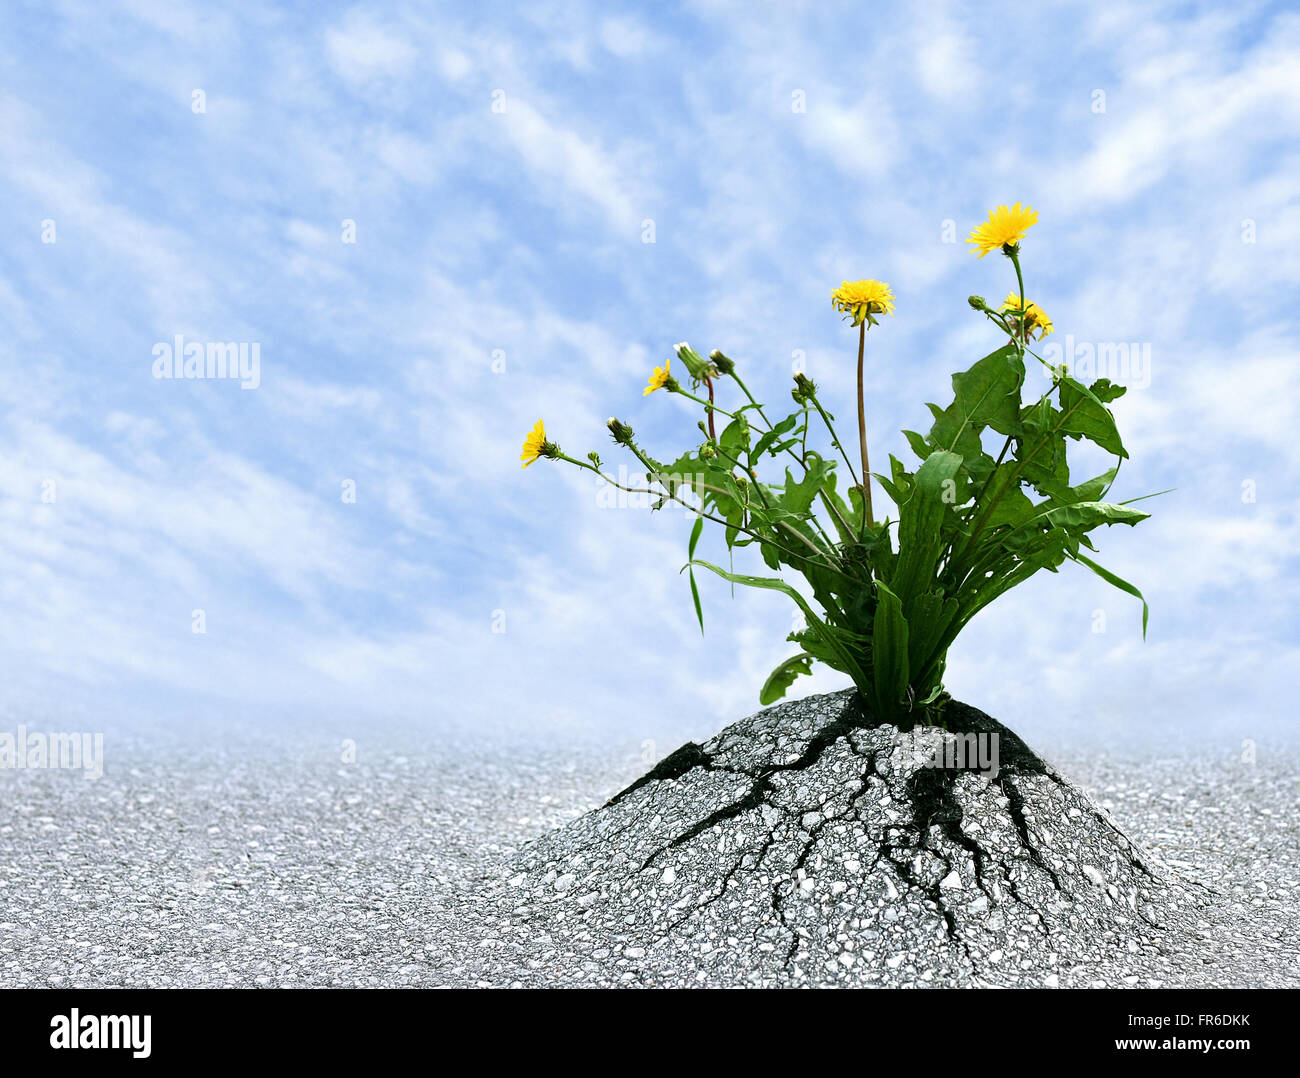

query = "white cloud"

[
  {"left": 325, "top": 14, "right": 418, "bottom": 84},
  {"left": 600, "top": 16, "right": 665, "bottom": 58},
  {"left": 799, "top": 95, "right": 900, "bottom": 179},
  {"left": 498, "top": 99, "right": 646, "bottom": 232}
]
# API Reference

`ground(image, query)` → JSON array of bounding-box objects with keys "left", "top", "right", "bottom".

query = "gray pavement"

[{"left": 0, "top": 712, "right": 1295, "bottom": 988}]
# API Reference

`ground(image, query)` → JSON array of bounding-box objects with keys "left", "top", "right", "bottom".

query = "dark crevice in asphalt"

[
  {"left": 999, "top": 773, "right": 1064, "bottom": 891},
  {"left": 606, "top": 742, "right": 717, "bottom": 807},
  {"left": 636, "top": 705, "right": 871, "bottom": 871}
]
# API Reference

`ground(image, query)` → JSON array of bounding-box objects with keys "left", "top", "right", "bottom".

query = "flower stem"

[
  {"left": 808, "top": 395, "right": 860, "bottom": 489},
  {"left": 726, "top": 367, "right": 853, "bottom": 547},
  {"left": 1010, "top": 250, "right": 1027, "bottom": 350},
  {"left": 856, "top": 322, "right": 874, "bottom": 530},
  {"left": 555, "top": 452, "right": 859, "bottom": 582},
  {"left": 674, "top": 386, "right": 737, "bottom": 419}
]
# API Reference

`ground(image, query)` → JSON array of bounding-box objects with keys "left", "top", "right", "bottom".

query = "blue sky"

[{"left": 1, "top": 1, "right": 1297, "bottom": 751}]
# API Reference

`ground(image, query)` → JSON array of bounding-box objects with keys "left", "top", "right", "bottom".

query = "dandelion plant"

[{"left": 525, "top": 205, "right": 1152, "bottom": 724}]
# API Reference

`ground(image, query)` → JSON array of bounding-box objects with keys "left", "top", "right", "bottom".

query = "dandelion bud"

[
  {"left": 676, "top": 343, "right": 717, "bottom": 384},
  {"left": 587, "top": 451, "right": 602, "bottom": 467},
  {"left": 709, "top": 349, "right": 735, "bottom": 375},
  {"left": 606, "top": 417, "right": 635, "bottom": 446},
  {"left": 791, "top": 371, "right": 818, "bottom": 403},
  {"left": 674, "top": 342, "right": 713, "bottom": 383},
  {"left": 967, "top": 294, "right": 987, "bottom": 311}
]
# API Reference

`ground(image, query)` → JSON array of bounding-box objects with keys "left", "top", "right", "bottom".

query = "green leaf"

[
  {"left": 653, "top": 451, "right": 703, "bottom": 501},
  {"left": 688, "top": 514, "right": 704, "bottom": 558},
  {"left": 1070, "top": 551, "right": 1149, "bottom": 637},
  {"left": 871, "top": 581, "right": 910, "bottom": 719},
  {"left": 724, "top": 506, "right": 744, "bottom": 549},
  {"left": 1089, "top": 378, "right": 1127, "bottom": 403},
  {"left": 720, "top": 416, "right": 751, "bottom": 458},
  {"left": 686, "top": 559, "right": 870, "bottom": 689},
  {"left": 1014, "top": 405, "right": 1072, "bottom": 498},
  {"left": 890, "top": 450, "right": 963, "bottom": 608},
  {"left": 760, "top": 652, "right": 814, "bottom": 705},
  {"left": 927, "top": 345, "right": 1024, "bottom": 451},
  {"left": 687, "top": 516, "right": 705, "bottom": 633},
  {"left": 905, "top": 589, "right": 960, "bottom": 691},
  {"left": 981, "top": 461, "right": 1036, "bottom": 530},
  {"left": 753, "top": 414, "right": 798, "bottom": 458},
  {"left": 780, "top": 453, "right": 831, "bottom": 516},
  {"left": 1030, "top": 501, "right": 1150, "bottom": 532},
  {"left": 875, "top": 454, "right": 915, "bottom": 510},
  {"left": 1066, "top": 467, "right": 1118, "bottom": 504},
  {"left": 902, "top": 429, "right": 930, "bottom": 462},
  {"left": 1059, "top": 376, "right": 1127, "bottom": 458}
]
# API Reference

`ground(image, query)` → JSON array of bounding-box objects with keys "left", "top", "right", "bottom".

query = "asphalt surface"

[{"left": 0, "top": 718, "right": 1296, "bottom": 988}]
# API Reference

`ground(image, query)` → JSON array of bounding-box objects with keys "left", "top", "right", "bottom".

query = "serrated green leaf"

[
  {"left": 928, "top": 345, "right": 1024, "bottom": 451},
  {"left": 1030, "top": 500, "right": 1150, "bottom": 531},
  {"left": 780, "top": 454, "right": 831, "bottom": 516},
  {"left": 905, "top": 590, "right": 960, "bottom": 695},
  {"left": 1089, "top": 378, "right": 1127, "bottom": 403},
  {"left": 902, "top": 429, "right": 930, "bottom": 462},
  {"left": 1059, "top": 377, "right": 1126, "bottom": 458}
]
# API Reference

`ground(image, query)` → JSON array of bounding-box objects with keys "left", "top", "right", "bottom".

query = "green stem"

[
  {"left": 1010, "top": 249, "right": 1027, "bottom": 351},
  {"left": 558, "top": 453, "right": 852, "bottom": 579},
  {"left": 808, "top": 395, "right": 861, "bottom": 490},
  {"left": 855, "top": 322, "right": 874, "bottom": 530},
  {"left": 709, "top": 444, "right": 847, "bottom": 571},
  {"left": 729, "top": 369, "right": 853, "bottom": 549},
  {"left": 673, "top": 386, "right": 737, "bottom": 419}
]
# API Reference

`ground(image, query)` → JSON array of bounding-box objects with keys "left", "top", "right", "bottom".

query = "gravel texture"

[{"left": 0, "top": 693, "right": 1295, "bottom": 988}]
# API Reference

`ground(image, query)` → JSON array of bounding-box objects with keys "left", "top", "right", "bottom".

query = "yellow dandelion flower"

[
  {"left": 520, "top": 418, "right": 547, "bottom": 468},
  {"left": 830, "top": 279, "right": 895, "bottom": 327},
  {"left": 643, "top": 355, "right": 673, "bottom": 396},
  {"left": 967, "top": 202, "right": 1039, "bottom": 258},
  {"left": 1000, "top": 294, "right": 1055, "bottom": 339}
]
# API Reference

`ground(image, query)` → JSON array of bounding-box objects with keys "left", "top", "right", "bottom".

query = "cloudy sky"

[{"left": 1, "top": 1, "right": 1296, "bottom": 753}]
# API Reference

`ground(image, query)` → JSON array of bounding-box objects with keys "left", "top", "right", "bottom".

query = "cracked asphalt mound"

[{"left": 508, "top": 689, "right": 1199, "bottom": 986}]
